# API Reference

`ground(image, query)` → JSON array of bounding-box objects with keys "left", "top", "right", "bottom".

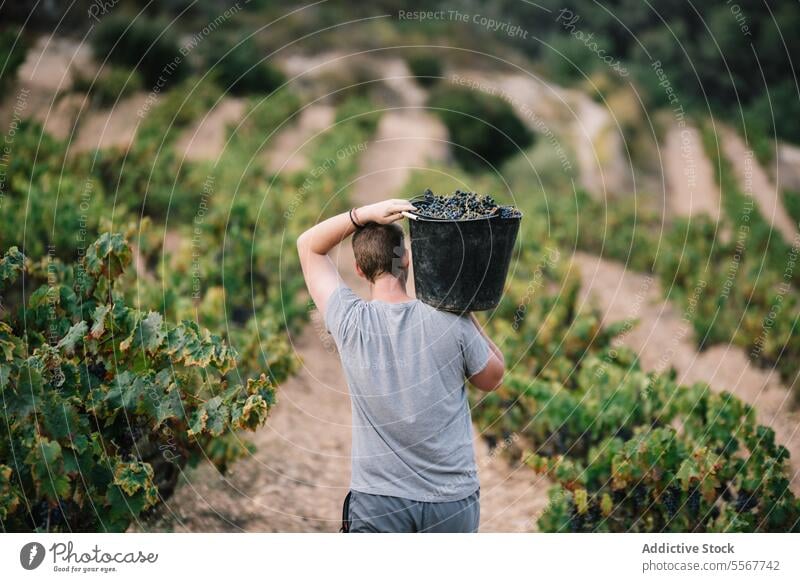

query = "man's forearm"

[
  {"left": 297, "top": 210, "right": 359, "bottom": 256},
  {"left": 297, "top": 200, "right": 414, "bottom": 256}
]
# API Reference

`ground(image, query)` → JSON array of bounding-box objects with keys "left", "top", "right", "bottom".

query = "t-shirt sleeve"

[
  {"left": 323, "top": 285, "right": 362, "bottom": 345},
  {"left": 460, "top": 316, "right": 491, "bottom": 378}
]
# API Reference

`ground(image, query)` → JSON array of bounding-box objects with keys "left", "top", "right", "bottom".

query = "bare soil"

[
  {"left": 72, "top": 92, "right": 152, "bottom": 153},
  {"left": 720, "top": 126, "right": 798, "bottom": 244},
  {"left": 262, "top": 104, "right": 336, "bottom": 173},
  {"left": 174, "top": 98, "right": 247, "bottom": 161},
  {"left": 663, "top": 124, "right": 721, "bottom": 221}
]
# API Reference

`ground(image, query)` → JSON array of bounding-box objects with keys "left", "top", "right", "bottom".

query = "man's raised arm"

[{"left": 296, "top": 199, "right": 415, "bottom": 317}]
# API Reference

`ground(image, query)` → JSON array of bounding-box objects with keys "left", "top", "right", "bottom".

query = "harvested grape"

[{"left": 411, "top": 189, "right": 520, "bottom": 220}]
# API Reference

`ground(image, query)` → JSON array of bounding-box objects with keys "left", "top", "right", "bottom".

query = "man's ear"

[{"left": 401, "top": 246, "right": 410, "bottom": 269}]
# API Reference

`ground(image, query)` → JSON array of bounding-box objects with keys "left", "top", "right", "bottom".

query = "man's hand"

[{"left": 357, "top": 199, "right": 416, "bottom": 225}]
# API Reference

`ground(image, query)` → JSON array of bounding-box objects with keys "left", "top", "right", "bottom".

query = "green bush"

[
  {"left": 212, "top": 38, "right": 285, "bottom": 95},
  {"left": 470, "top": 259, "right": 800, "bottom": 532},
  {"left": 532, "top": 401, "right": 800, "bottom": 532},
  {"left": 429, "top": 84, "right": 533, "bottom": 170},
  {"left": 406, "top": 53, "right": 443, "bottom": 87},
  {"left": 73, "top": 66, "right": 143, "bottom": 107},
  {"left": 784, "top": 190, "right": 800, "bottom": 226},
  {"left": 539, "top": 32, "right": 616, "bottom": 86},
  {"left": 92, "top": 15, "right": 186, "bottom": 88},
  {"left": 334, "top": 95, "right": 381, "bottom": 135},
  {"left": 0, "top": 235, "right": 276, "bottom": 532},
  {"left": 0, "top": 28, "right": 27, "bottom": 92},
  {"left": 91, "top": 76, "right": 223, "bottom": 221},
  {"left": 0, "top": 120, "right": 114, "bottom": 261}
]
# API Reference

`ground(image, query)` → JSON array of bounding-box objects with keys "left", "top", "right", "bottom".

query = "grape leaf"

[
  {"left": 57, "top": 321, "right": 88, "bottom": 355},
  {"left": 90, "top": 304, "right": 112, "bottom": 339},
  {"left": 83, "top": 233, "right": 132, "bottom": 280},
  {"left": 0, "top": 246, "right": 24, "bottom": 290}
]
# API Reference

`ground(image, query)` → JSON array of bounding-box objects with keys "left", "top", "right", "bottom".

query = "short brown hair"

[{"left": 352, "top": 222, "right": 405, "bottom": 283}]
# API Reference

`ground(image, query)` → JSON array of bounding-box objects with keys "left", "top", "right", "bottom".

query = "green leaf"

[
  {"left": 83, "top": 232, "right": 132, "bottom": 281},
  {"left": 90, "top": 304, "right": 112, "bottom": 339},
  {"left": 113, "top": 460, "right": 155, "bottom": 497},
  {"left": 57, "top": 321, "right": 88, "bottom": 355},
  {"left": 140, "top": 369, "right": 184, "bottom": 424},
  {"left": 0, "top": 322, "right": 19, "bottom": 362},
  {"left": 25, "top": 437, "right": 70, "bottom": 501},
  {"left": 120, "top": 311, "right": 165, "bottom": 353},
  {"left": 41, "top": 396, "right": 81, "bottom": 441},
  {"left": 189, "top": 396, "right": 230, "bottom": 437},
  {"left": 677, "top": 456, "right": 701, "bottom": 489},
  {"left": 0, "top": 246, "right": 25, "bottom": 290},
  {"left": 165, "top": 321, "right": 237, "bottom": 371},
  {"left": 105, "top": 371, "right": 151, "bottom": 412}
]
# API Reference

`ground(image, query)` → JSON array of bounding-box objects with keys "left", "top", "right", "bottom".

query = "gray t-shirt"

[{"left": 324, "top": 285, "right": 490, "bottom": 502}]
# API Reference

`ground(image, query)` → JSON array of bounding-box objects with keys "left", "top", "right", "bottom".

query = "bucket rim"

[{"left": 405, "top": 210, "right": 524, "bottom": 223}]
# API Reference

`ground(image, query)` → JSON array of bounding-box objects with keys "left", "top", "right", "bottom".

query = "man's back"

[{"left": 325, "top": 285, "right": 489, "bottom": 502}]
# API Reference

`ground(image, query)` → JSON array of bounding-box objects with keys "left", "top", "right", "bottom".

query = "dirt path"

[
  {"left": 573, "top": 252, "right": 800, "bottom": 490},
  {"left": 663, "top": 124, "right": 721, "bottom": 221},
  {"left": 451, "top": 70, "right": 631, "bottom": 197},
  {"left": 262, "top": 104, "right": 335, "bottom": 173},
  {"left": 72, "top": 92, "right": 151, "bottom": 153},
  {"left": 720, "top": 126, "right": 799, "bottom": 243},
  {"left": 1, "top": 35, "right": 94, "bottom": 140},
  {"left": 175, "top": 97, "right": 247, "bottom": 161},
  {"left": 572, "top": 91, "right": 631, "bottom": 197},
  {"left": 776, "top": 142, "right": 800, "bottom": 192}
]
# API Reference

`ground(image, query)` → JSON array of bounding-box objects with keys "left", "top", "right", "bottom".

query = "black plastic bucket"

[{"left": 408, "top": 213, "right": 521, "bottom": 313}]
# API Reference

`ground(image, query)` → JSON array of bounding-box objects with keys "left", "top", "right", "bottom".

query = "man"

[{"left": 296, "top": 199, "right": 505, "bottom": 533}]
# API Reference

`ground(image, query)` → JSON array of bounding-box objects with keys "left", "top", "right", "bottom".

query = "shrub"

[
  {"left": 334, "top": 95, "right": 380, "bottom": 135},
  {"left": 406, "top": 53, "right": 443, "bottom": 87},
  {"left": 0, "top": 28, "right": 27, "bottom": 92},
  {"left": 0, "top": 234, "right": 276, "bottom": 532},
  {"left": 72, "top": 66, "right": 143, "bottom": 107},
  {"left": 540, "top": 32, "right": 615, "bottom": 86},
  {"left": 0, "top": 120, "right": 114, "bottom": 261},
  {"left": 429, "top": 84, "right": 533, "bottom": 170},
  {"left": 532, "top": 402, "right": 800, "bottom": 532},
  {"left": 784, "top": 190, "right": 800, "bottom": 227},
  {"left": 92, "top": 15, "right": 186, "bottom": 88},
  {"left": 212, "top": 38, "right": 285, "bottom": 95}
]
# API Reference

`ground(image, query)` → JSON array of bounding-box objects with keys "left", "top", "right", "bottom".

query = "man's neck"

[{"left": 369, "top": 274, "right": 412, "bottom": 303}]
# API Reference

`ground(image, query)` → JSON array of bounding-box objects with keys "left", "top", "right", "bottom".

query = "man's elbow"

[
  {"left": 470, "top": 356, "right": 505, "bottom": 392},
  {"left": 296, "top": 231, "right": 309, "bottom": 252},
  {"left": 485, "top": 368, "right": 504, "bottom": 391},
  {"left": 296, "top": 232, "right": 314, "bottom": 266}
]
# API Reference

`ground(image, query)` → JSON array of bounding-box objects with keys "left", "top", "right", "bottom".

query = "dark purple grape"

[
  {"left": 662, "top": 485, "right": 680, "bottom": 517},
  {"left": 412, "top": 189, "right": 520, "bottom": 221},
  {"left": 31, "top": 500, "right": 51, "bottom": 530},
  {"left": 687, "top": 488, "right": 701, "bottom": 514},
  {"left": 88, "top": 362, "right": 106, "bottom": 379},
  {"left": 735, "top": 490, "right": 758, "bottom": 512}
]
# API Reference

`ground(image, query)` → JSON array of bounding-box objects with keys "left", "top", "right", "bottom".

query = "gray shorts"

[{"left": 347, "top": 489, "right": 480, "bottom": 533}]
